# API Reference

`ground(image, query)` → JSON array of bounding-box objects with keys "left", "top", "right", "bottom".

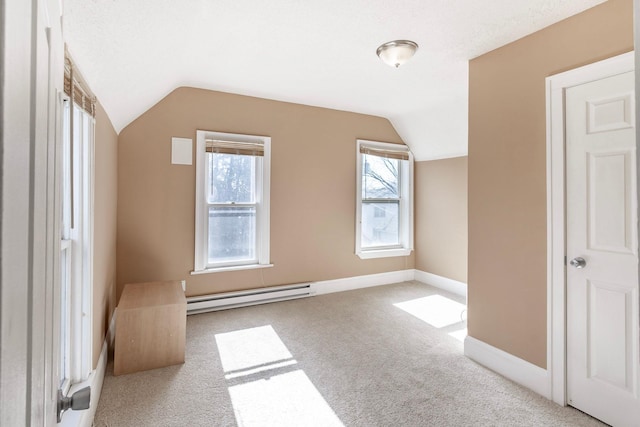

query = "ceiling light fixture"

[{"left": 376, "top": 40, "right": 419, "bottom": 68}]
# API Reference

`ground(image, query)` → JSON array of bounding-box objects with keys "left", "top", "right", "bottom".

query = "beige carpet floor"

[{"left": 93, "top": 281, "right": 604, "bottom": 426}]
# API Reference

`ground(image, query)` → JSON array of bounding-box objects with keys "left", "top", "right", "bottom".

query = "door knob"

[
  {"left": 570, "top": 257, "right": 587, "bottom": 268},
  {"left": 57, "top": 387, "right": 91, "bottom": 422}
]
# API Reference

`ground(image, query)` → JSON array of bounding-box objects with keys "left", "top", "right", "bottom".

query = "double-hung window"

[
  {"left": 194, "top": 130, "right": 271, "bottom": 272},
  {"left": 58, "top": 86, "right": 94, "bottom": 398},
  {"left": 356, "top": 139, "right": 413, "bottom": 259}
]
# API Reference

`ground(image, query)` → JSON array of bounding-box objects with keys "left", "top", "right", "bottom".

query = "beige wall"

[
  {"left": 415, "top": 157, "right": 467, "bottom": 283},
  {"left": 117, "top": 87, "right": 414, "bottom": 299},
  {"left": 92, "top": 102, "right": 118, "bottom": 368},
  {"left": 468, "top": 0, "right": 633, "bottom": 368}
]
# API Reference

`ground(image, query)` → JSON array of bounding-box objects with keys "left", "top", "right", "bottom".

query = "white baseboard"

[
  {"left": 464, "top": 336, "right": 551, "bottom": 399},
  {"left": 312, "top": 269, "right": 414, "bottom": 295},
  {"left": 80, "top": 311, "right": 116, "bottom": 427},
  {"left": 61, "top": 311, "right": 115, "bottom": 427},
  {"left": 77, "top": 340, "right": 107, "bottom": 427},
  {"left": 414, "top": 270, "right": 467, "bottom": 298}
]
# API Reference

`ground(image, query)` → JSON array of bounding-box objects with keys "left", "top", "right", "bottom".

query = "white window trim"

[
  {"left": 193, "top": 130, "right": 271, "bottom": 273},
  {"left": 355, "top": 139, "right": 414, "bottom": 259}
]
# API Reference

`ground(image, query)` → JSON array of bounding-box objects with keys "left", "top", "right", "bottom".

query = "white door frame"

[{"left": 546, "top": 50, "right": 636, "bottom": 406}]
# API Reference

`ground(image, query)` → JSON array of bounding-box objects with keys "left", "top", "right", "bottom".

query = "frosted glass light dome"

[{"left": 376, "top": 40, "right": 419, "bottom": 68}]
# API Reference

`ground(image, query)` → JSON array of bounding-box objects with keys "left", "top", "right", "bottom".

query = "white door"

[
  {"left": 0, "top": 0, "right": 64, "bottom": 424},
  {"left": 566, "top": 70, "right": 640, "bottom": 427}
]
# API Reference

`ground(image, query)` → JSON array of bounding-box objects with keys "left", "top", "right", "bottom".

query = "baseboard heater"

[{"left": 186, "top": 283, "right": 315, "bottom": 315}]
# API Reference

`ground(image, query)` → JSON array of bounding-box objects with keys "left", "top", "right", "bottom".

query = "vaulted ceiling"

[{"left": 64, "top": 0, "right": 605, "bottom": 160}]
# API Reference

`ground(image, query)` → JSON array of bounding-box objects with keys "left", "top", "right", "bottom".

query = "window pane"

[
  {"left": 361, "top": 202, "right": 399, "bottom": 247},
  {"left": 208, "top": 206, "right": 256, "bottom": 264},
  {"left": 362, "top": 154, "right": 399, "bottom": 199},
  {"left": 60, "top": 246, "right": 71, "bottom": 387},
  {"left": 208, "top": 153, "right": 256, "bottom": 203},
  {"left": 62, "top": 101, "right": 71, "bottom": 237}
]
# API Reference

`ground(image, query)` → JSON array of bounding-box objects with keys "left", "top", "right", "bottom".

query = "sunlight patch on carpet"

[
  {"left": 216, "top": 325, "right": 344, "bottom": 426},
  {"left": 215, "top": 325, "right": 293, "bottom": 373},
  {"left": 229, "top": 370, "right": 344, "bottom": 427},
  {"left": 394, "top": 295, "right": 466, "bottom": 328}
]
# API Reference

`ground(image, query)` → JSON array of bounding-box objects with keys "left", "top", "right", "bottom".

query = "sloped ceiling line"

[{"left": 64, "top": 0, "right": 604, "bottom": 161}]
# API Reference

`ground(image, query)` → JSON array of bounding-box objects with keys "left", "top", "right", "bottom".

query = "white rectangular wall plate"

[{"left": 171, "top": 137, "right": 193, "bottom": 165}]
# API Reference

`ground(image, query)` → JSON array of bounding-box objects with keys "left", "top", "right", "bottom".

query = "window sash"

[
  {"left": 205, "top": 151, "right": 261, "bottom": 267},
  {"left": 361, "top": 150, "right": 404, "bottom": 249},
  {"left": 362, "top": 153, "right": 402, "bottom": 200},
  {"left": 361, "top": 200, "right": 401, "bottom": 249},
  {"left": 206, "top": 202, "right": 259, "bottom": 268},
  {"left": 206, "top": 152, "right": 258, "bottom": 204},
  {"left": 59, "top": 240, "right": 72, "bottom": 394}
]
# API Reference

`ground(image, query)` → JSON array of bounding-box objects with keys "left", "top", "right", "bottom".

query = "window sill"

[
  {"left": 356, "top": 248, "right": 412, "bottom": 259},
  {"left": 191, "top": 263, "right": 274, "bottom": 275}
]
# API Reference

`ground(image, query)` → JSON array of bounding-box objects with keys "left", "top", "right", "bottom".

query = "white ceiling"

[{"left": 64, "top": 0, "right": 605, "bottom": 161}]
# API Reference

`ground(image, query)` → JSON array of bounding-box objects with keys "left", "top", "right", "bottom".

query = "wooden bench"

[{"left": 114, "top": 281, "right": 186, "bottom": 376}]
